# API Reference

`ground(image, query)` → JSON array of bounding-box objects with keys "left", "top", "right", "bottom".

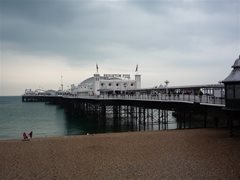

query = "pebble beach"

[{"left": 0, "top": 129, "right": 240, "bottom": 179}]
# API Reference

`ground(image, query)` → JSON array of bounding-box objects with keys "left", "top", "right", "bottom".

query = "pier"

[
  {"left": 22, "top": 55, "right": 240, "bottom": 135},
  {"left": 22, "top": 84, "right": 232, "bottom": 134}
]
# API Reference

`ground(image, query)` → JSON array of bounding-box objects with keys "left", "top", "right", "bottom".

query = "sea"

[{"left": 0, "top": 96, "right": 177, "bottom": 140}]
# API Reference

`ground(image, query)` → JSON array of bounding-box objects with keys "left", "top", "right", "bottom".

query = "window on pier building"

[
  {"left": 235, "top": 84, "right": 240, "bottom": 99},
  {"left": 226, "top": 85, "right": 234, "bottom": 99}
]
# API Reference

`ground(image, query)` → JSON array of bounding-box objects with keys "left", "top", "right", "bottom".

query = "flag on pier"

[
  {"left": 96, "top": 64, "right": 99, "bottom": 73},
  {"left": 135, "top": 64, "right": 138, "bottom": 72}
]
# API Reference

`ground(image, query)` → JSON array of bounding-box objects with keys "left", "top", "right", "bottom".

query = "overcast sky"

[{"left": 0, "top": 0, "right": 239, "bottom": 95}]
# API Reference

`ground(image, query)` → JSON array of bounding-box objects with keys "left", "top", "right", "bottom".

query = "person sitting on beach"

[
  {"left": 28, "top": 131, "right": 33, "bottom": 139},
  {"left": 22, "top": 132, "right": 29, "bottom": 141}
]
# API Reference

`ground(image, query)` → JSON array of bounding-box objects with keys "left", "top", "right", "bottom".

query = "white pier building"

[{"left": 71, "top": 71, "right": 141, "bottom": 96}]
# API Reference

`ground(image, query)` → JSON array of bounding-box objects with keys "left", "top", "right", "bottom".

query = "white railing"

[{"left": 64, "top": 94, "right": 225, "bottom": 106}]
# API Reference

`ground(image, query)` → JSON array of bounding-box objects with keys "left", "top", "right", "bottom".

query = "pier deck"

[{"left": 22, "top": 94, "right": 236, "bottom": 133}]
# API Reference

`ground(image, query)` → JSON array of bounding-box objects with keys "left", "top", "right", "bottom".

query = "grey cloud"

[
  {"left": 129, "top": 0, "right": 239, "bottom": 15},
  {"left": 0, "top": 0, "right": 112, "bottom": 61},
  {"left": 0, "top": 0, "right": 239, "bottom": 66},
  {"left": 0, "top": 0, "right": 79, "bottom": 26},
  {"left": 197, "top": 0, "right": 240, "bottom": 14},
  {"left": 128, "top": 0, "right": 183, "bottom": 14}
]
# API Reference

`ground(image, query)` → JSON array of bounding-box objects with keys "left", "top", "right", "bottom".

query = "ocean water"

[
  {"left": 0, "top": 96, "right": 108, "bottom": 140},
  {"left": 0, "top": 96, "right": 177, "bottom": 140},
  {"left": 0, "top": 96, "right": 67, "bottom": 139}
]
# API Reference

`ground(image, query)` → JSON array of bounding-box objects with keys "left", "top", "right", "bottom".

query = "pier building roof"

[
  {"left": 80, "top": 76, "right": 123, "bottom": 86},
  {"left": 223, "top": 55, "right": 240, "bottom": 83},
  {"left": 232, "top": 55, "right": 240, "bottom": 68},
  {"left": 80, "top": 77, "right": 104, "bottom": 85}
]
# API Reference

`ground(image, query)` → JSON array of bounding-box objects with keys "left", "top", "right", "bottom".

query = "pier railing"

[{"left": 65, "top": 93, "right": 225, "bottom": 106}]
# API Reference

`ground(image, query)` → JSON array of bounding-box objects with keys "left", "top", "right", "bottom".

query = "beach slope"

[{"left": 0, "top": 129, "right": 240, "bottom": 179}]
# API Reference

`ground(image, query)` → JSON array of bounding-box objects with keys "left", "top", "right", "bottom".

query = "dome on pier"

[
  {"left": 80, "top": 77, "right": 94, "bottom": 86},
  {"left": 80, "top": 76, "right": 102, "bottom": 86},
  {"left": 222, "top": 55, "right": 240, "bottom": 83},
  {"left": 232, "top": 55, "right": 240, "bottom": 68}
]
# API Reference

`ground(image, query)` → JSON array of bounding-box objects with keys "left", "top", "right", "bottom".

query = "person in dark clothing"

[
  {"left": 22, "top": 132, "right": 29, "bottom": 141},
  {"left": 28, "top": 131, "right": 33, "bottom": 139}
]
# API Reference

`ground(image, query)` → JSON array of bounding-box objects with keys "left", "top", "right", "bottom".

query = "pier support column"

[
  {"left": 138, "top": 107, "right": 142, "bottom": 131},
  {"left": 178, "top": 111, "right": 182, "bottom": 129},
  {"left": 204, "top": 108, "right": 207, "bottom": 128},
  {"left": 161, "top": 110, "right": 164, "bottom": 129},
  {"left": 113, "top": 106, "right": 119, "bottom": 130},
  {"left": 127, "top": 106, "right": 129, "bottom": 121},
  {"left": 166, "top": 110, "right": 168, "bottom": 129},
  {"left": 143, "top": 108, "right": 146, "bottom": 131},
  {"left": 101, "top": 105, "right": 106, "bottom": 121},
  {"left": 189, "top": 112, "right": 192, "bottom": 129},
  {"left": 135, "top": 107, "right": 138, "bottom": 131},
  {"left": 229, "top": 114, "right": 233, "bottom": 137},
  {"left": 130, "top": 106, "right": 134, "bottom": 131},
  {"left": 118, "top": 105, "right": 121, "bottom": 120},
  {"left": 158, "top": 109, "right": 161, "bottom": 130},
  {"left": 215, "top": 117, "right": 219, "bottom": 128},
  {"left": 183, "top": 112, "right": 186, "bottom": 129},
  {"left": 151, "top": 109, "right": 154, "bottom": 130}
]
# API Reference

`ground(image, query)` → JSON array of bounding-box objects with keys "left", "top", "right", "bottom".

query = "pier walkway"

[
  {"left": 23, "top": 83, "right": 225, "bottom": 107},
  {"left": 60, "top": 83, "right": 225, "bottom": 107},
  {"left": 65, "top": 93, "right": 225, "bottom": 107}
]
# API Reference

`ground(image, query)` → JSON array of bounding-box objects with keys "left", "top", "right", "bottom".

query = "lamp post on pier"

[
  {"left": 165, "top": 80, "right": 169, "bottom": 94},
  {"left": 124, "top": 83, "right": 127, "bottom": 97}
]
